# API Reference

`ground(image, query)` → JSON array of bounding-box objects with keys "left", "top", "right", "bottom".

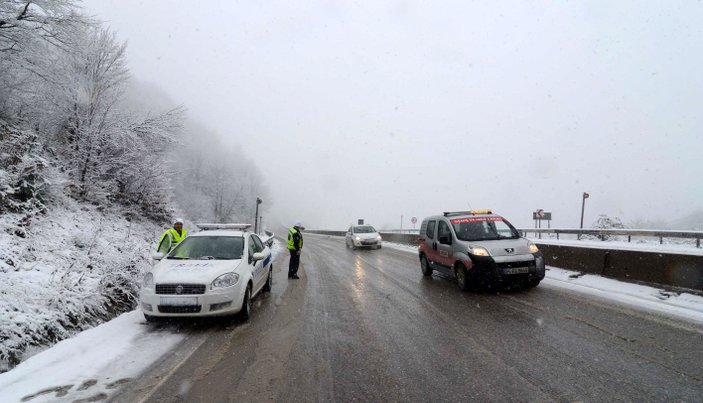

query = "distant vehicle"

[
  {"left": 140, "top": 223, "right": 273, "bottom": 322},
  {"left": 345, "top": 225, "right": 382, "bottom": 250},
  {"left": 418, "top": 210, "right": 545, "bottom": 290}
]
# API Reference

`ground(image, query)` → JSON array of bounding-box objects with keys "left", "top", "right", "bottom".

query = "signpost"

[
  {"left": 579, "top": 192, "right": 589, "bottom": 239},
  {"left": 254, "top": 197, "right": 262, "bottom": 234},
  {"left": 533, "top": 209, "right": 552, "bottom": 232},
  {"left": 411, "top": 216, "right": 417, "bottom": 229}
]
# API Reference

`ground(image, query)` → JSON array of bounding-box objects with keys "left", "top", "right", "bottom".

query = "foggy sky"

[{"left": 82, "top": 0, "right": 703, "bottom": 230}]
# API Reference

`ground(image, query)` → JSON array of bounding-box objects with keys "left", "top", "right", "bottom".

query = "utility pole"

[
  {"left": 254, "top": 197, "right": 262, "bottom": 233},
  {"left": 579, "top": 192, "right": 589, "bottom": 239}
]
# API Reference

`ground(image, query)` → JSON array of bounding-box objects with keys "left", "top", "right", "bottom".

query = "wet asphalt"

[{"left": 125, "top": 234, "right": 703, "bottom": 402}]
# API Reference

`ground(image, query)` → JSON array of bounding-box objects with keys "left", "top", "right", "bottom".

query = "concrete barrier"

[
  {"left": 307, "top": 230, "right": 703, "bottom": 293},
  {"left": 537, "top": 244, "right": 703, "bottom": 293}
]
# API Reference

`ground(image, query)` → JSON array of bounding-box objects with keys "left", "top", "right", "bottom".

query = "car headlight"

[
  {"left": 212, "top": 272, "right": 239, "bottom": 289},
  {"left": 142, "top": 272, "right": 154, "bottom": 289},
  {"left": 376, "top": 235, "right": 382, "bottom": 241},
  {"left": 469, "top": 246, "right": 490, "bottom": 257},
  {"left": 355, "top": 236, "right": 361, "bottom": 241},
  {"left": 529, "top": 243, "right": 539, "bottom": 253}
]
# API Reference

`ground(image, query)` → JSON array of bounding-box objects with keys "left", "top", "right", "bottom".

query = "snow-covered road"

[{"left": 1, "top": 239, "right": 701, "bottom": 403}]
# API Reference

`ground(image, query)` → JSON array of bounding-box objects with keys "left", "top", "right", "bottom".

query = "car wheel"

[
  {"left": 144, "top": 314, "right": 157, "bottom": 323},
  {"left": 455, "top": 264, "right": 470, "bottom": 291},
  {"left": 420, "top": 255, "right": 433, "bottom": 276},
  {"left": 263, "top": 268, "right": 273, "bottom": 292},
  {"left": 377, "top": 244, "right": 382, "bottom": 249},
  {"left": 527, "top": 279, "right": 541, "bottom": 288},
  {"left": 238, "top": 285, "right": 252, "bottom": 321},
  {"left": 345, "top": 239, "right": 349, "bottom": 248},
  {"left": 351, "top": 242, "right": 356, "bottom": 250}
]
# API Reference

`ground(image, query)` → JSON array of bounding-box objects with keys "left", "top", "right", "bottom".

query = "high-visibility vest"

[
  {"left": 157, "top": 228, "right": 187, "bottom": 253},
  {"left": 287, "top": 227, "right": 303, "bottom": 251}
]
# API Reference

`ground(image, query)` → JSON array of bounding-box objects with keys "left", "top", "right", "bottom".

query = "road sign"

[
  {"left": 411, "top": 217, "right": 417, "bottom": 224},
  {"left": 535, "top": 209, "right": 545, "bottom": 218},
  {"left": 533, "top": 211, "right": 552, "bottom": 220}
]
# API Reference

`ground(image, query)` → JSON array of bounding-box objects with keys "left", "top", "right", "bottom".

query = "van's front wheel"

[{"left": 455, "top": 264, "right": 470, "bottom": 291}]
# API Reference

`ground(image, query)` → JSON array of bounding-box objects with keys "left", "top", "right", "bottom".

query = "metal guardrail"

[
  {"left": 519, "top": 228, "right": 702, "bottom": 248},
  {"left": 310, "top": 228, "right": 703, "bottom": 248},
  {"left": 384, "top": 229, "right": 421, "bottom": 234}
]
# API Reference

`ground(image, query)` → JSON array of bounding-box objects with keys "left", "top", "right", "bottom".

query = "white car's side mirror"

[
  {"left": 151, "top": 252, "right": 164, "bottom": 261},
  {"left": 252, "top": 252, "right": 265, "bottom": 261}
]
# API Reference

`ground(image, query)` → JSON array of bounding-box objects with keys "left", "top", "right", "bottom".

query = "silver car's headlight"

[
  {"left": 376, "top": 235, "right": 382, "bottom": 241},
  {"left": 212, "top": 273, "right": 239, "bottom": 289},
  {"left": 142, "top": 272, "right": 154, "bottom": 289},
  {"left": 355, "top": 236, "right": 361, "bottom": 241},
  {"left": 469, "top": 246, "right": 490, "bottom": 257},
  {"left": 528, "top": 242, "right": 539, "bottom": 253}
]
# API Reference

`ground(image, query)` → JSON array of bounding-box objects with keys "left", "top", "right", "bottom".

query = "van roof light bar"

[{"left": 443, "top": 210, "right": 493, "bottom": 217}]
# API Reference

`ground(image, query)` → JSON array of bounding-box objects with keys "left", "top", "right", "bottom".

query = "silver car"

[
  {"left": 345, "top": 225, "right": 382, "bottom": 250},
  {"left": 418, "top": 210, "right": 545, "bottom": 290}
]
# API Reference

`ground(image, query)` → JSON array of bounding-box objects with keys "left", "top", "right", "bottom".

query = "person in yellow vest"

[
  {"left": 287, "top": 221, "right": 304, "bottom": 279},
  {"left": 157, "top": 218, "right": 187, "bottom": 254}
]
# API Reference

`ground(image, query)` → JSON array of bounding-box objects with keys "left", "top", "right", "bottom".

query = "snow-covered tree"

[
  {"left": 172, "top": 122, "right": 270, "bottom": 225},
  {"left": 590, "top": 214, "right": 625, "bottom": 241},
  {"left": 0, "top": 0, "right": 86, "bottom": 53},
  {"left": 0, "top": 0, "right": 90, "bottom": 122},
  {"left": 0, "top": 2, "right": 187, "bottom": 369},
  {"left": 0, "top": 119, "right": 48, "bottom": 220}
]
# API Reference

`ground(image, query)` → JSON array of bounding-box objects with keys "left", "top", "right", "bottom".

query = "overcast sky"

[{"left": 82, "top": 0, "right": 703, "bottom": 230}]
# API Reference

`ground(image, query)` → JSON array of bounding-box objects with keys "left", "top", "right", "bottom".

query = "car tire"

[
  {"left": 144, "top": 314, "right": 157, "bottom": 323},
  {"left": 377, "top": 244, "right": 382, "bottom": 249},
  {"left": 345, "top": 239, "right": 349, "bottom": 248},
  {"left": 351, "top": 242, "right": 356, "bottom": 250},
  {"left": 263, "top": 268, "right": 272, "bottom": 292},
  {"left": 455, "top": 264, "right": 470, "bottom": 291},
  {"left": 238, "top": 284, "right": 252, "bottom": 321},
  {"left": 527, "top": 279, "right": 541, "bottom": 288},
  {"left": 420, "top": 255, "right": 433, "bottom": 276}
]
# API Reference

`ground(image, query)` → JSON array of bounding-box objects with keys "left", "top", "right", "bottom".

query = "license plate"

[
  {"left": 503, "top": 267, "right": 529, "bottom": 275},
  {"left": 160, "top": 296, "right": 197, "bottom": 306}
]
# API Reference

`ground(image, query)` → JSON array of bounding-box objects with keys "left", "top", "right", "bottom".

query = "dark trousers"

[{"left": 288, "top": 250, "right": 300, "bottom": 276}]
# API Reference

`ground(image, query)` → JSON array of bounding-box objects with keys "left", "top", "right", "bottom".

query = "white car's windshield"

[
  {"left": 354, "top": 226, "right": 377, "bottom": 233},
  {"left": 168, "top": 236, "right": 244, "bottom": 260}
]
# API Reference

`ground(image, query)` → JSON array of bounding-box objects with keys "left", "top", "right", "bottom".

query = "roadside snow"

[
  {"left": 1, "top": 238, "right": 701, "bottom": 403},
  {"left": 0, "top": 193, "right": 164, "bottom": 372},
  {"left": 0, "top": 311, "right": 183, "bottom": 403}
]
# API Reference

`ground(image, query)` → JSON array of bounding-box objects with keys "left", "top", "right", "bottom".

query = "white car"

[
  {"left": 345, "top": 225, "right": 382, "bottom": 249},
  {"left": 140, "top": 223, "right": 273, "bottom": 322}
]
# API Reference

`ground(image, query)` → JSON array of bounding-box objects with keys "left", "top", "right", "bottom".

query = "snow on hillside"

[{"left": 0, "top": 191, "right": 165, "bottom": 372}]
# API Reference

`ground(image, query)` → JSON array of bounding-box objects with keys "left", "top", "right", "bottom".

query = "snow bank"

[{"left": 0, "top": 192, "right": 164, "bottom": 372}]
